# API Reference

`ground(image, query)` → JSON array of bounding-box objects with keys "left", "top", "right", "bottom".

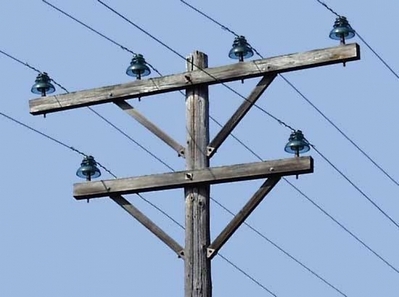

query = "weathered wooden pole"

[{"left": 184, "top": 51, "right": 212, "bottom": 297}]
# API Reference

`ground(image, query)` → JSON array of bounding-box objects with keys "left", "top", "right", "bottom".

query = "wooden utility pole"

[
  {"left": 28, "top": 43, "right": 360, "bottom": 297},
  {"left": 185, "top": 51, "right": 212, "bottom": 297}
]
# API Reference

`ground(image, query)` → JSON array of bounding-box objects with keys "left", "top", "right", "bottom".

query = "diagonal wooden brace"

[
  {"left": 110, "top": 194, "right": 184, "bottom": 258},
  {"left": 207, "top": 177, "right": 280, "bottom": 259},
  {"left": 115, "top": 100, "right": 185, "bottom": 157},
  {"left": 207, "top": 74, "right": 276, "bottom": 158}
]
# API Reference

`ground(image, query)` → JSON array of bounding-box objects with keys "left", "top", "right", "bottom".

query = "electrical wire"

[
  {"left": 42, "top": 0, "right": 263, "bottom": 165},
  {"left": 41, "top": 0, "right": 399, "bottom": 289},
  {"left": 96, "top": 0, "right": 296, "bottom": 132},
  {"left": 0, "top": 17, "right": 391, "bottom": 297},
  {"left": 311, "top": 145, "right": 399, "bottom": 229},
  {"left": 0, "top": 49, "right": 42, "bottom": 74},
  {"left": 41, "top": 0, "right": 162, "bottom": 77},
  {"left": 36, "top": 3, "right": 347, "bottom": 293},
  {"left": 0, "top": 108, "right": 278, "bottom": 295},
  {"left": 356, "top": 33, "right": 399, "bottom": 81},
  {"left": 78, "top": 2, "right": 352, "bottom": 293},
  {"left": 3, "top": 100, "right": 397, "bottom": 282},
  {"left": 313, "top": 2, "right": 399, "bottom": 187},
  {"left": 2, "top": 102, "right": 267, "bottom": 293},
  {"left": 279, "top": 76, "right": 399, "bottom": 188},
  {"left": 179, "top": 0, "right": 240, "bottom": 37},
  {"left": 0, "top": 111, "right": 116, "bottom": 177},
  {"left": 32, "top": 0, "right": 399, "bottom": 289},
  {"left": 211, "top": 198, "right": 348, "bottom": 295},
  {"left": 96, "top": 0, "right": 399, "bottom": 242},
  {"left": 315, "top": 0, "right": 340, "bottom": 17},
  {"left": 284, "top": 178, "right": 399, "bottom": 274},
  {"left": 316, "top": 0, "right": 399, "bottom": 182},
  {"left": 2, "top": 43, "right": 276, "bottom": 297},
  {"left": 0, "top": 28, "right": 289, "bottom": 296},
  {"left": 0, "top": 47, "right": 175, "bottom": 171},
  {"left": 154, "top": 197, "right": 278, "bottom": 296},
  {"left": 315, "top": 0, "right": 399, "bottom": 95},
  {"left": 178, "top": 0, "right": 399, "bottom": 190},
  {"left": 218, "top": 254, "right": 277, "bottom": 296}
]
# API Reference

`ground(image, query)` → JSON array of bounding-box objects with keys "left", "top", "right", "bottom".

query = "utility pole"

[
  {"left": 185, "top": 51, "right": 211, "bottom": 297},
  {"left": 28, "top": 43, "right": 360, "bottom": 297}
]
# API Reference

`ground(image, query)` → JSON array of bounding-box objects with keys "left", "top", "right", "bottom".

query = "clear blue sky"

[{"left": 0, "top": 1, "right": 398, "bottom": 296}]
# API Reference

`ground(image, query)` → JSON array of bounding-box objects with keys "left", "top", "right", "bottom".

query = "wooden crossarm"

[
  {"left": 73, "top": 157, "right": 313, "bottom": 200},
  {"left": 30, "top": 44, "right": 360, "bottom": 115}
]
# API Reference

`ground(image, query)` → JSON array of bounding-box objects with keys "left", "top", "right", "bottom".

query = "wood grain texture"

[
  {"left": 207, "top": 177, "right": 280, "bottom": 259},
  {"left": 29, "top": 44, "right": 360, "bottom": 115},
  {"left": 207, "top": 75, "right": 276, "bottom": 157},
  {"left": 184, "top": 51, "right": 212, "bottom": 297},
  {"left": 115, "top": 100, "right": 185, "bottom": 157},
  {"left": 111, "top": 195, "right": 184, "bottom": 257},
  {"left": 73, "top": 157, "right": 314, "bottom": 200}
]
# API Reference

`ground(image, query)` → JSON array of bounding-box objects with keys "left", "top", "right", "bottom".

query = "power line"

[
  {"left": 0, "top": 111, "right": 116, "bottom": 177},
  {"left": 85, "top": 106, "right": 175, "bottom": 171},
  {"left": 41, "top": 0, "right": 264, "bottom": 163},
  {"left": 35, "top": 1, "right": 399, "bottom": 288},
  {"left": 0, "top": 47, "right": 175, "bottom": 171},
  {"left": 356, "top": 33, "right": 399, "bottom": 80},
  {"left": 0, "top": 49, "right": 42, "bottom": 74},
  {"left": 178, "top": 0, "right": 399, "bottom": 189},
  {"left": 284, "top": 178, "right": 399, "bottom": 274},
  {"left": 96, "top": 0, "right": 399, "bottom": 241},
  {"left": 311, "top": 145, "right": 399, "bottom": 229},
  {"left": 313, "top": 2, "right": 399, "bottom": 186},
  {"left": 88, "top": 0, "right": 399, "bottom": 282},
  {"left": 218, "top": 254, "right": 277, "bottom": 296},
  {"left": 315, "top": 0, "right": 340, "bottom": 17},
  {"left": 3, "top": 105, "right": 271, "bottom": 293},
  {"left": 170, "top": 2, "right": 399, "bottom": 271},
  {"left": 37, "top": 3, "right": 347, "bottom": 293},
  {"left": 315, "top": 1, "right": 399, "bottom": 84},
  {"left": 96, "top": 0, "right": 296, "bottom": 133},
  {"left": 153, "top": 197, "right": 278, "bottom": 296},
  {"left": 179, "top": 0, "right": 240, "bottom": 37},
  {"left": 34, "top": 7, "right": 344, "bottom": 292},
  {"left": 211, "top": 199, "right": 348, "bottom": 296},
  {"left": 5, "top": 43, "right": 274, "bottom": 296},
  {"left": 280, "top": 76, "right": 399, "bottom": 188},
  {"left": 1, "top": 65, "right": 264, "bottom": 293},
  {"left": 0, "top": 44, "right": 276, "bottom": 294},
  {"left": 41, "top": 0, "right": 162, "bottom": 76}
]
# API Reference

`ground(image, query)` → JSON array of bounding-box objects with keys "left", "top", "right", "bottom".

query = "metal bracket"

[
  {"left": 185, "top": 172, "right": 193, "bottom": 180},
  {"left": 206, "top": 146, "right": 215, "bottom": 157},
  {"left": 207, "top": 248, "right": 216, "bottom": 259},
  {"left": 179, "top": 148, "right": 186, "bottom": 158}
]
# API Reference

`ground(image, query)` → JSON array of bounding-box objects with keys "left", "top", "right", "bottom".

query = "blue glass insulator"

[
  {"left": 31, "top": 72, "right": 55, "bottom": 97},
  {"left": 126, "top": 54, "right": 151, "bottom": 80},
  {"left": 284, "top": 130, "right": 310, "bottom": 156},
  {"left": 329, "top": 16, "right": 355, "bottom": 43},
  {"left": 228, "top": 36, "right": 254, "bottom": 62},
  {"left": 76, "top": 155, "right": 101, "bottom": 181}
]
